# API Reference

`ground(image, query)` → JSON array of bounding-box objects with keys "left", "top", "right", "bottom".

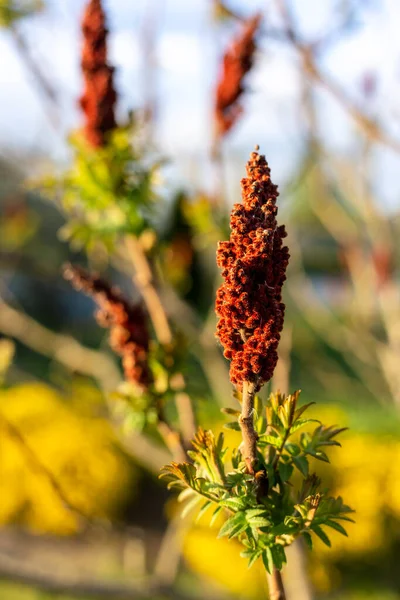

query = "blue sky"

[{"left": 2, "top": 0, "right": 400, "bottom": 208}]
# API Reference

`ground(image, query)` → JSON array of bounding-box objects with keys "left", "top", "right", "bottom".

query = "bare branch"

[
  {"left": 275, "top": 0, "right": 400, "bottom": 154},
  {"left": 0, "top": 297, "right": 121, "bottom": 391}
]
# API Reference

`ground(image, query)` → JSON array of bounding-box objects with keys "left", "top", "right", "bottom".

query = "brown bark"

[{"left": 267, "top": 568, "right": 286, "bottom": 600}]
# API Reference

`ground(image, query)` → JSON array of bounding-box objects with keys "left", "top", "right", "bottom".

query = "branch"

[
  {"left": 239, "top": 380, "right": 258, "bottom": 474},
  {"left": 0, "top": 297, "right": 121, "bottom": 391},
  {"left": 267, "top": 568, "right": 286, "bottom": 600},
  {"left": 124, "top": 236, "right": 172, "bottom": 346},
  {"left": 0, "top": 297, "right": 172, "bottom": 474},
  {"left": 123, "top": 235, "right": 196, "bottom": 445},
  {"left": 275, "top": 0, "right": 400, "bottom": 155},
  {"left": 11, "top": 25, "right": 60, "bottom": 129}
]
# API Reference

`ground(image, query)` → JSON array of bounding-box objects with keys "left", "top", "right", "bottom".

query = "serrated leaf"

[
  {"left": 219, "top": 497, "right": 246, "bottom": 511},
  {"left": 259, "top": 434, "right": 282, "bottom": 448},
  {"left": 226, "top": 471, "right": 245, "bottom": 486},
  {"left": 290, "top": 419, "right": 320, "bottom": 434},
  {"left": 324, "top": 520, "right": 348, "bottom": 536},
  {"left": 228, "top": 521, "right": 249, "bottom": 539},
  {"left": 262, "top": 547, "right": 273, "bottom": 574},
  {"left": 241, "top": 549, "right": 261, "bottom": 569},
  {"left": 247, "top": 517, "right": 271, "bottom": 529},
  {"left": 245, "top": 508, "right": 269, "bottom": 520},
  {"left": 312, "top": 524, "right": 331, "bottom": 547},
  {"left": 303, "top": 531, "right": 313, "bottom": 550},
  {"left": 247, "top": 552, "right": 262, "bottom": 569},
  {"left": 293, "top": 455, "right": 309, "bottom": 477},
  {"left": 218, "top": 512, "right": 246, "bottom": 538}
]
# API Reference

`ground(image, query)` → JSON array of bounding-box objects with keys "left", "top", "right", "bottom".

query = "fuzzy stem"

[
  {"left": 267, "top": 568, "right": 286, "bottom": 600},
  {"left": 239, "top": 380, "right": 258, "bottom": 474}
]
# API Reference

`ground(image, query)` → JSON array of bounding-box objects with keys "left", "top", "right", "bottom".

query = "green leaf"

[
  {"left": 294, "top": 402, "right": 316, "bottom": 421},
  {"left": 218, "top": 512, "right": 246, "bottom": 538},
  {"left": 290, "top": 419, "right": 320, "bottom": 434},
  {"left": 221, "top": 407, "right": 241, "bottom": 417},
  {"left": 285, "top": 443, "right": 300, "bottom": 456},
  {"left": 277, "top": 405, "right": 289, "bottom": 429},
  {"left": 219, "top": 497, "right": 246, "bottom": 511},
  {"left": 247, "top": 551, "right": 262, "bottom": 569},
  {"left": 259, "top": 434, "right": 282, "bottom": 448},
  {"left": 324, "top": 520, "right": 348, "bottom": 536},
  {"left": 293, "top": 455, "right": 309, "bottom": 477},
  {"left": 312, "top": 525, "right": 331, "bottom": 547},
  {"left": 247, "top": 517, "right": 272, "bottom": 529},
  {"left": 228, "top": 521, "right": 249, "bottom": 539},
  {"left": 278, "top": 461, "right": 294, "bottom": 483},
  {"left": 241, "top": 549, "right": 261, "bottom": 569},
  {"left": 226, "top": 471, "right": 245, "bottom": 486},
  {"left": 303, "top": 531, "right": 313, "bottom": 550},
  {"left": 159, "top": 462, "right": 197, "bottom": 490},
  {"left": 245, "top": 508, "right": 269, "bottom": 520},
  {"left": 224, "top": 421, "right": 241, "bottom": 431},
  {"left": 271, "top": 545, "right": 286, "bottom": 570},
  {"left": 313, "top": 450, "right": 330, "bottom": 463},
  {"left": 262, "top": 547, "right": 273, "bottom": 574}
]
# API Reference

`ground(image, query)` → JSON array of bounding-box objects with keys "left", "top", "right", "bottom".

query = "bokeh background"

[{"left": 1, "top": 0, "right": 400, "bottom": 599}]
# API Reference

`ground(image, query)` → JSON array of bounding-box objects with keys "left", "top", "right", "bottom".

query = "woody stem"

[
  {"left": 239, "top": 380, "right": 258, "bottom": 474},
  {"left": 267, "top": 569, "right": 286, "bottom": 600},
  {"left": 124, "top": 235, "right": 196, "bottom": 447}
]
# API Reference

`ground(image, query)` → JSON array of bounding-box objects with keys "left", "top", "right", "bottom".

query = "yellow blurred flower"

[
  {"left": 184, "top": 524, "right": 267, "bottom": 598},
  {"left": 0, "top": 382, "right": 136, "bottom": 534}
]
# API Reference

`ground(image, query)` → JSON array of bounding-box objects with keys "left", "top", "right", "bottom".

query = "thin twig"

[
  {"left": 0, "top": 295, "right": 173, "bottom": 473},
  {"left": 123, "top": 235, "right": 197, "bottom": 445},
  {"left": 275, "top": 0, "right": 400, "bottom": 155},
  {"left": 124, "top": 236, "right": 172, "bottom": 346},
  {"left": 11, "top": 25, "right": 60, "bottom": 130},
  {"left": 0, "top": 297, "right": 120, "bottom": 390}
]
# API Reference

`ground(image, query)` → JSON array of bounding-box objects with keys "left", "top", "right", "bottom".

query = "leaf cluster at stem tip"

[{"left": 160, "top": 390, "right": 354, "bottom": 573}]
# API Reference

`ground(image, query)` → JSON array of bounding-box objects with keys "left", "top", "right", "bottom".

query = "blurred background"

[{"left": 1, "top": 0, "right": 400, "bottom": 599}]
